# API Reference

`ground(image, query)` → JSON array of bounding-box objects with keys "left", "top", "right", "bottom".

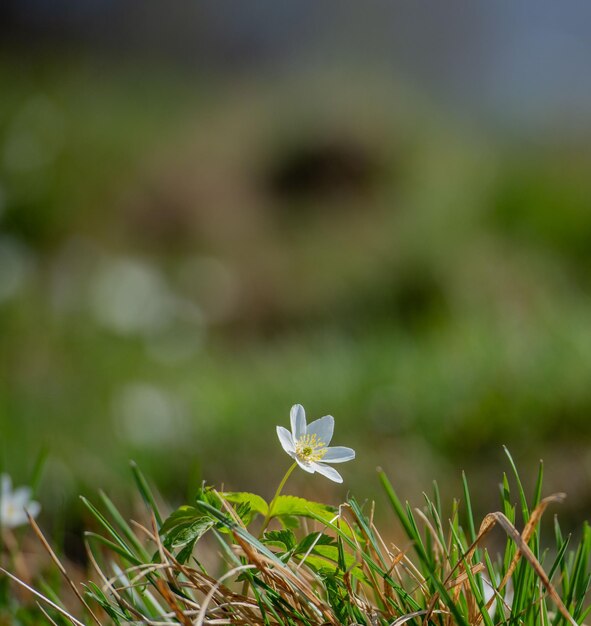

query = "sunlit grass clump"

[{"left": 2, "top": 406, "right": 591, "bottom": 626}]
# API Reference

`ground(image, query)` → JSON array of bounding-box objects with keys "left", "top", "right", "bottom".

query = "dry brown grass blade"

[
  {"left": 414, "top": 508, "right": 446, "bottom": 562},
  {"left": 344, "top": 504, "right": 390, "bottom": 612},
  {"left": 131, "top": 517, "right": 262, "bottom": 624},
  {"left": 388, "top": 537, "right": 427, "bottom": 593},
  {"left": 193, "top": 564, "right": 257, "bottom": 626},
  {"left": 471, "top": 493, "right": 567, "bottom": 624},
  {"left": 36, "top": 602, "right": 62, "bottom": 626},
  {"left": 217, "top": 490, "right": 249, "bottom": 530},
  {"left": 421, "top": 495, "right": 572, "bottom": 626},
  {"left": 469, "top": 508, "right": 577, "bottom": 626},
  {"left": 148, "top": 512, "right": 182, "bottom": 601},
  {"left": 234, "top": 530, "right": 340, "bottom": 625},
  {"left": 232, "top": 531, "right": 309, "bottom": 619},
  {"left": 389, "top": 608, "right": 448, "bottom": 626},
  {"left": 26, "top": 511, "right": 103, "bottom": 626},
  {"left": 384, "top": 547, "right": 409, "bottom": 600},
  {"left": 84, "top": 540, "right": 150, "bottom": 624},
  {"left": 134, "top": 518, "right": 227, "bottom": 613},
  {"left": 446, "top": 563, "right": 486, "bottom": 590},
  {"left": 0, "top": 566, "right": 87, "bottom": 626},
  {"left": 154, "top": 577, "right": 193, "bottom": 626},
  {"left": 147, "top": 511, "right": 197, "bottom": 625},
  {"left": 499, "top": 493, "right": 566, "bottom": 592},
  {"left": 448, "top": 563, "right": 487, "bottom": 625},
  {"left": 132, "top": 519, "right": 231, "bottom": 596}
]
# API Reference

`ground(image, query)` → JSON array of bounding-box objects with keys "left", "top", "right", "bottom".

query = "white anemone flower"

[
  {"left": 0, "top": 473, "right": 41, "bottom": 529},
  {"left": 276, "top": 404, "right": 355, "bottom": 483}
]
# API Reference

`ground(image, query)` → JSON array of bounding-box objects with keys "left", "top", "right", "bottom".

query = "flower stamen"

[{"left": 295, "top": 433, "right": 327, "bottom": 464}]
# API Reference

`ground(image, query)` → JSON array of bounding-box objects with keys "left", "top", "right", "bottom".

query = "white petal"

[
  {"left": 322, "top": 446, "right": 355, "bottom": 463},
  {"left": 276, "top": 426, "right": 295, "bottom": 454},
  {"left": 1, "top": 501, "right": 29, "bottom": 528},
  {"left": 25, "top": 500, "right": 41, "bottom": 520},
  {"left": 312, "top": 463, "right": 343, "bottom": 483},
  {"left": 9, "top": 510, "right": 29, "bottom": 528},
  {"left": 290, "top": 404, "right": 306, "bottom": 440},
  {"left": 306, "top": 415, "right": 334, "bottom": 444},
  {"left": 12, "top": 487, "right": 32, "bottom": 508},
  {"left": 295, "top": 457, "right": 315, "bottom": 473}
]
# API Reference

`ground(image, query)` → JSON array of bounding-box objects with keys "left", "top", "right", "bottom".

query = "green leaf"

[
  {"left": 195, "top": 500, "right": 285, "bottom": 566},
  {"left": 263, "top": 529, "right": 297, "bottom": 551},
  {"left": 175, "top": 541, "right": 195, "bottom": 564},
  {"left": 160, "top": 505, "right": 216, "bottom": 550},
  {"left": 270, "top": 495, "right": 336, "bottom": 523},
  {"left": 321, "top": 572, "right": 350, "bottom": 624},
  {"left": 165, "top": 517, "right": 215, "bottom": 549},
  {"left": 310, "top": 544, "right": 356, "bottom": 568},
  {"left": 159, "top": 505, "right": 202, "bottom": 535},
  {"left": 223, "top": 492, "right": 269, "bottom": 517},
  {"left": 295, "top": 532, "right": 335, "bottom": 555},
  {"left": 232, "top": 502, "right": 252, "bottom": 526},
  {"left": 279, "top": 514, "right": 299, "bottom": 530},
  {"left": 84, "top": 581, "right": 129, "bottom": 623},
  {"left": 299, "top": 552, "right": 365, "bottom": 581}
]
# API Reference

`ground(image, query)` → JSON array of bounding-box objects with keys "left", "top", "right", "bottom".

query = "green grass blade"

[
  {"left": 504, "top": 446, "right": 530, "bottom": 523},
  {"left": 130, "top": 460, "right": 163, "bottom": 527},
  {"left": 80, "top": 496, "right": 137, "bottom": 562},
  {"left": 98, "top": 490, "right": 150, "bottom": 560}
]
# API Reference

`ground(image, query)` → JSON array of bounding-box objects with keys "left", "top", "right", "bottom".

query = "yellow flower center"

[{"left": 295, "top": 433, "right": 327, "bottom": 464}]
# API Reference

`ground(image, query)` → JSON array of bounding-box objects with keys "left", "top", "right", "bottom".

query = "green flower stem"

[
  {"left": 242, "top": 463, "right": 297, "bottom": 597},
  {"left": 258, "top": 462, "right": 297, "bottom": 538}
]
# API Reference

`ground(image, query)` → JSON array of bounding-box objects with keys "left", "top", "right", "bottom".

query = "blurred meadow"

[{"left": 2, "top": 1, "right": 591, "bottom": 540}]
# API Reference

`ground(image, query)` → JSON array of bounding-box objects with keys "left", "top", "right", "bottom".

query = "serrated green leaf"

[
  {"left": 197, "top": 487, "right": 223, "bottom": 509},
  {"left": 159, "top": 505, "right": 202, "bottom": 534},
  {"left": 270, "top": 495, "right": 336, "bottom": 523},
  {"left": 295, "top": 532, "right": 335, "bottom": 555},
  {"left": 263, "top": 529, "right": 296, "bottom": 551},
  {"left": 159, "top": 504, "right": 216, "bottom": 552},
  {"left": 164, "top": 517, "right": 215, "bottom": 549},
  {"left": 223, "top": 492, "right": 269, "bottom": 517}
]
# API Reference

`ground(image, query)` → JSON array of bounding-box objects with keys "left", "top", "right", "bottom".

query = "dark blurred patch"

[
  {"left": 1, "top": 201, "right": 66, "bottom": 249},
  {"left": 264, "top": 138, "right": 381, "bottom": 210},
  {"left": 62, "top": 515, "right": 88, "bottom": 569},
  {"left": 388, "top": 268, "right": 448, "bottom": 330},
  {"left": 351, "top": 266, "right": 449, "bottom": 332}
]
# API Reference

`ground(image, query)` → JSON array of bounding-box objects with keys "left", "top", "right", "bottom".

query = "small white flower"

[
  {"left": 0, "top": 473, "right": 41, "bottom": 529},
  {"left": 276, "top": 404, "right": 355, "bottom": 483}
]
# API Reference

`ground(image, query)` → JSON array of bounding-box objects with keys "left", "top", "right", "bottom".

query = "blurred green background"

[{"left": 2, "top": 2, "right": 591, "bottom": 532}]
